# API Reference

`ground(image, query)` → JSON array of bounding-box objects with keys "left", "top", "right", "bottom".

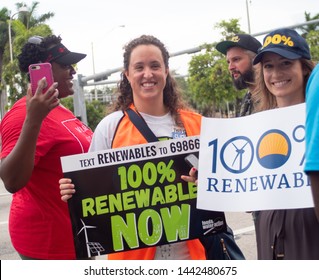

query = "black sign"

[{"left": 62, "top": 137, "right": 226, "bottom": 258}]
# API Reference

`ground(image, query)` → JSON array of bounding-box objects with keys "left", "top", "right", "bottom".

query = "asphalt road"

[
  {"left": 0, "top": 179, "right": 257, "bottom": 260},
  {"left": 0, "top": 180, "right": 17, "bottom": 260}
]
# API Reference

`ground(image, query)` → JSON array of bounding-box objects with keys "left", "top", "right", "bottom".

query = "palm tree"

[
  {"left": 1, "top": 2, "right": 54, "bottom": 113},
  {"left": 8, "top": 2, "right": 54, "bottom": 64},
  {"left": 0, "top": 7, "right": 10, "bottom": 118},
  {"left": 296, "top": 11, "right": 319, "bottom": 63},
  {"left": 0, "top": 8, "right": 10, "bottom": 76},
  {"left": 23, "top": 1, "right": 54, "bottom": 30}
]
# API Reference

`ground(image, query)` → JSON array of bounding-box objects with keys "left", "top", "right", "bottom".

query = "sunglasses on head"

[{"left": 27, "top": 36, "right": 44, "bottom": 45}]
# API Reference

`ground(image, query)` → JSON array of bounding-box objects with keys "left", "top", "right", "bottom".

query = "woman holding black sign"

[
  {"left": 61, "top": 35, "right": 204, "bottom": 260},
  {"left": 60, "top": 35, "right": 244, "bottom": 260}
]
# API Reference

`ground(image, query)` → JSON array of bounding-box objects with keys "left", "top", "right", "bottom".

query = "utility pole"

[{"left": 246, "top": 0, "right": 251, "bottom": 34}]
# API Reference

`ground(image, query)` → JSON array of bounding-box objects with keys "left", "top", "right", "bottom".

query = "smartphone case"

[
  {"left": 184, "top": 154, "right": 199, "bottom": 169},
  {"left": 28, "top": 62, "right": 54, "bottom": 94}
]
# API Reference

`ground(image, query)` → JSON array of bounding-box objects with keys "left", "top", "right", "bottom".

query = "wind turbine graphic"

[
  {"left": 77, "top": 219, "right": 96, "bottom": 258},
  {"left": 231, "top": 141, "right": 249, "bottom": 171}
]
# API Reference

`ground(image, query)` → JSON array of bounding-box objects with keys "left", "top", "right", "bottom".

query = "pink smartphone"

[{"left": 28, "top": 62, "right": 54, "bottom": 94}]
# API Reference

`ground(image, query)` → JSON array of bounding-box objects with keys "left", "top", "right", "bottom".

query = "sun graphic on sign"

[{"left": 256, "top": 129, "right": 291, "bottom": 169}]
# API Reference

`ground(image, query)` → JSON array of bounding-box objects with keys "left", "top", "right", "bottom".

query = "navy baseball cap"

[
  {"left": 216, "top": 34, "right": 262, "bottom": 55},
  {"left": 253, "top": 28, "right": 311, "bottom": 64}
]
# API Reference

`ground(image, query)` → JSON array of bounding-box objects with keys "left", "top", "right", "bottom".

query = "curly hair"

[
  {"left": 18, "top": 35, "right": 62, "bottom": 74},
  {"left": 113, "top": 35, "right": 188, "bottom": 126}
]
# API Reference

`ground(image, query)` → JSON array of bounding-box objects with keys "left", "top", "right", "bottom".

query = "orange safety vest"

[{"left": 109, "top": 106, "right": 206, "bottom": 260}]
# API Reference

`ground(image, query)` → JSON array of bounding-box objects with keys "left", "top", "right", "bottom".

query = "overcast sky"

[{"left": 3, "top": 0, "right": 318, "bottom": 82}]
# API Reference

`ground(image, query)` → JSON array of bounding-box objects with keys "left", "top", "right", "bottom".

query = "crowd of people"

[{"left": 1, "top": 26, "right": 318, "bottom": 260}]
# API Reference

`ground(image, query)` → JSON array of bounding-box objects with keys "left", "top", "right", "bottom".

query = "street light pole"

[
  {"left": 107, "top": 25, "right": 125, "bottom": 34},
  {"left": 90, "top": 25, "right": 125, "bottom": 100},
  {"left": 2, "top": 6, "right": 29, "bottom": 120},
  {"left": 245, "top": 0, "right": 251, "bottom": 34},
  {"left": 91, "top": 42, "right": 98, "bottom": 100},
  {"left": 8, "top": 6, "right": 28, "bottom": 62}
]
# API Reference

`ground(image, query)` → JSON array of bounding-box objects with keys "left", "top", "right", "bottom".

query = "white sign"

[{"left": 197, "top": 103, "right": 314, "bottom": 212}]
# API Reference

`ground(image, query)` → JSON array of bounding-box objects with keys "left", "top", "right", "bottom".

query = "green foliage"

[
  {"left": 298, "top": 12, "right": 319, "bottom": 35},
  {"left": 86, "top": 100, "right": 107, "bottom": 131},
  {"left": 60, "top": 97, "right": 106, "bottom": 131},
  {"left": 214, "top": 19, "right": 245, "bottom": 39},
  {"left": 0, "top": 2, "right": 54, "bottom": 111},
  {"left": 2, "top": 21, "right": 53, "bottom": 108},
  {"left": 0, "top": 8, "right": 10, "bottom": 53},
  {"left": 187, "top": 19, "right": 246, "bottom": 117},
  {"left": 187, "top": 17, "right": 319, "bottom": 117},
  {"left": 24, "top": 1, "right": 55, "bottom": 29},
  {"left": 174, "top": 75, "right": 194, "bottom": 109},
  {"left": 188, "top": 51, "right": 216, "bottom": 115},
  {"left": 2, "top": 61, "right": 28, "bottom": 108},
  {"left": 59, "top": 96, "right": 74, "bottom": 111},
  {"left": 1, "top": 4, "right": 319, "bottom": 121},
  {"left": 305, "top": 30, "right": 319, "bottom": 62},
  {"left": 297, "top": 12, "right": 319, "bottom": 61}
]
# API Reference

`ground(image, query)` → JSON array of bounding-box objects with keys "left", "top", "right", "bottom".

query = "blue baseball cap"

[{"left": 253, "top": 28, "right": 311, "bottom": 64}]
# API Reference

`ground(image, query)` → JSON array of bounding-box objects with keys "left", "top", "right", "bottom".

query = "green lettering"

[
  {"left": 177, "top": 182, "right": 190, "bottom": 201},
  {"left": 111, "top": 213, "right": 139, "bottom": 251},
  {"left": 161, "top": 204, "right": 190, "bottom": 241},
  {"left": 81, "top": 198, "right": 96, "bottom": 217},
  {"left": 138, "top": 209, "right": 162, "bottom": 245},
  {"left": 127, "top": 164, "right": 142, "bottom": 189},
  {"left": 118, "top": 166, "right": 128, "bottom": 191},
  {"left": 188, "top": 182, "right": 197, "bottom": 199},
  {"left": 135, "top": 188, "right": 151, "bottom": 208},
  {"left": 108, "top": 193, "right": 123, "bottom": 213},
  {"left": 95, "top": 195, "right": 109, "bottom": 215},
  {"left": 151, "top": 186, "right": 165, "bottom": 206},
  {"left": 164, "top": 184, "right": 178, "bottom": 203},
  {"left": 122, "top": 191, "right": 136, "bottom": 210},
  {"left": 142, "top": 162, "right": 157, "bottom": 186}
]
